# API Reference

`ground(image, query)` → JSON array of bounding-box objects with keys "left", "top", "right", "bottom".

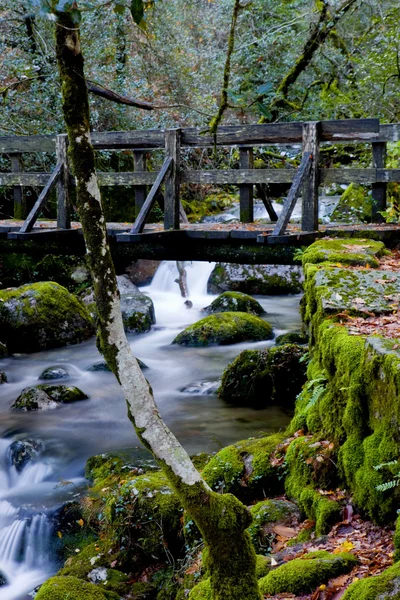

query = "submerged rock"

[
  {"left": 12, "top": 385, "right": 88, "bottom": 411},
  {"left": 39, "top": 366, "right": 70, "bottom": 381},
  {"left": 219, "top": 344, "right": 307, "bottom": 407},
  {"left": 0, "top": 282, "right": 94, "bottom": 353},
  {"left": 87, "top": 358, "right": 148, "bottom": 372},
  {"left": 8, "top": 438, "right": 44, "bottom": 471},
  {"left": 173, "top": 312, "right": 273, "bottom": 347},
  {"left": 208, "top": 263, "right": 303, "bottom": 295},
  {"left": 180, "top": 380, "right": 220, "bottom": 395},
  {"left": 202, "top": 291, "right": 265, "bottom": 315},
  {"left": 0, "top": 371, "right": 7, "bottom": 384},
  {"left": 0, "top": 571, "right": 7, "bottom": 587},
  {"left": 258, "top": 550, "right": 358, "bottom": 596}
]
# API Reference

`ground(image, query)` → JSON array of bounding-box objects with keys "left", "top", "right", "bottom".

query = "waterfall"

[
  {"left": 148, "top": 261, "right": 215, "bottom": 296},
  {"left": 0, "top": 439, "right": 55, "bottom": 600}
]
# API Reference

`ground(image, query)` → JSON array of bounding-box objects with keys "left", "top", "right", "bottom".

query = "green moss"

[
  {"left": 203, "top": 291, "right": 265, "bottom": 316},
  {"left": 172, "top": 312, "right": 273, "bottom": 347},
  {"left": 0, "top": 281, "right": 94, "bottom": 353},
  {"left": 35, "top": 576, "right": 120, "bottom": 600},
  {"left": 258, "top": 551, "right": 358, "bottom": 596},
  {"left": 342, "top": 561, "right": 400, "bottom": 599},
  {"left": 394, "top": 515, "right": 400, "bottom": 562},
  {"left": 331, "top": 183, "right": 373, "bottom": 223},
  {"left": 182, "top": 192, "right": 237, "bottom": 223},
  {"left": 275, "top": 331, "right": 308, "bottom": 345},
  {"left": 248, "top": 499, "right": 299, "bottom": 554},
  {"left": 301, "top": 238, "right": 385, "bottom": 268},
  {"left": 188, "top": 578, "right": 212, "bottom": 600},
  {"left": 202, "top": 433, "right": 285, "bottom": 501},
  {"left": 219, "top": 344, "right": 307, "bottom": 406},
  {"left": 255, "top": 554, "right": 271, "bottom": 578}
]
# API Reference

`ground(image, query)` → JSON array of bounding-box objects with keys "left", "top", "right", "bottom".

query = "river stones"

[
  {"left": 12, "top": 385, "right": 88, "bottom": 411},
  {"left": 219, "top": 344, "right": 307, "bottom": 407},
  {"left": 207, "top": 263, "right": 303, "bottom": 295},
  {"left": 39, "top": 366, "right": 70, "bottom": 381},
  {"left": 8, "top": 438, "right": 44, "bottom": 472},
  {"left": 116, "top": 274, "right": 156, "bottom": 334},
  {"left": 172, "top": 312, "right": 274, "bottom": 347},
  {"left": 202, "top": 291, "right": 265, "bottom": 316},
  {"left": 0, "top": 282, "right": 94, "bottom": 353}
]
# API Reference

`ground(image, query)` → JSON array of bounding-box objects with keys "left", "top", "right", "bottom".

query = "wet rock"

[
  {"left": 0, "top": 341, "right": 8, "bottom": 358},
  {"left": 275, "top": 331, "right": 308, "bottom": 345},
  {"left": 39, "top": 366, "right": 70, "bottom": 381},
  {"left": 87, "top": 358, "right": 148, "bottom": 372},
  {"left": 125, "top": 259, "right": 161, "bottom": 287},
  {"left": 0, "top": 571, "right": 7, "bottom": 587},
  {"left": 12, "top": 385, "right": 88, "bottom": 411},
  {"left": 173, "top": 312, "right": 273, "bottom": 347},
  {"left": 116, "top": 274, "right": 140, "bottom": 295},
  {"left": 180, "top": 380, "right": 220, "bottom": 395},
  {"left": 119, "top": 278, "right": 156, "bottom": 334},
  {"left": 202, "top": 291, "right": 265, "bottom": 316},
  {"left": 0, "top": 371, "right": 7, "bottom": 384},
  {"left": 219, "top": 344, "right": 307, "bottom": 407},
  {"left": 8, "top": 438, "right": 44, "bottom": 472},
  {"left": 330, "top": 182, "right": 372, "bottom": 223},
  {"left": 87, "top": 567, "right": 108, "bottom": 584},
  {"left": 208, "top": 263, "right": 303, "bottom": 295},
  {"left": 0, "top": 282, "right": 94, "bottom": 353}
]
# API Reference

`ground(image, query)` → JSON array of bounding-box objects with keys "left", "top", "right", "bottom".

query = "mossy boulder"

[
  {"left": 330, "top": 182, "right": 372, "bottom": 223},
  {"left": 202, "top": 433, "right": 285, "bottom": 501},
  {"left": 301, "top": 238, "right": 386, "bottom": 268},
  {"left": 188, "top": 579, "right": 212, "bottom": 600},
  {"left": 172, "top": 312, "right": 273, "bottom": 347},
  {"left": 258, "top": 550, "right": 358, "bottom": 596},
  {"left": 202, "top": 291, "right": 264, "bottom": 316},
  {"left": 248, "top": 499, "right": 299, "bottom": 555},
  {"left": 342, "top": 562, "right": 400, "bottom": 599},
  {"left": 35, "top": 576, "right": 120, "bottom": 600},
  {"left": 120, "top": 292, "right": 155, "bottom": 334},
  {"left": 275, "top": 331, "right": 308, "bottom": 345},
  {"left": 219, "top": 344, "right": 307, "bottom": 407},
  {"left": 0, "top": 282, "right": 94, "bottom": 353},
  {"left": 208, "top": 263, "right": 303, "bottom": 295},
  {"left": 12, "top": 385, "right": 88, "bottom": 411}
]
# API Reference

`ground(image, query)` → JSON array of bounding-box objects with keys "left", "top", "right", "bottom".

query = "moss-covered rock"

[
  {"left": 202, "top": 433, "right": 285, "bottom": 501},
  {"left": 202, "top": 291, "right": 265, "bottom": 316},
  {"left": 275, "top": 331, "right": 308, "bottom": 345},
  {"left": 248, "top": 499, "right": 299, "bottom": 555},
  {"left": 173, "top": 312, "right": 273, "bottom": 347},
  {"left": 120, "top": 292, "right": 155, "bottom": 334},
  {"left": 207, "top": 263, "right": 303, "bottom": 295},
  {"left": 12, "top": 385, "right": 88, "bottom": 410},
  {"left": 301, "top": 238, "right": 386, "bottom": 268},
  {"left": 219, "top": 344, "right": 307, "bottom": 407},
  {"left": 188, "top": 578, "right": 212, "bottom": 600},
  {"left": 342, "top": 562, "right": 400, "bottom": 599},
  {"left": 330, "top": 182, "right": 372, "bottom": 223},
  {"left": 35, "top": 576, "right": 120, "bottom": 600},
  {"left": 0, "top": 282, "right": 94, "bottom": 353},
  {"left": 258, "top": 550, "right": 358, "bottom": 596},
  {"left": 182, "top": 192, "right": 237, "bottom": 223}
]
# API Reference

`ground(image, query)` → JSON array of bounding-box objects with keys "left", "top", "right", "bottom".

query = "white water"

[{"left": 0, "top": 260, "right": 303, "bottom": 598}]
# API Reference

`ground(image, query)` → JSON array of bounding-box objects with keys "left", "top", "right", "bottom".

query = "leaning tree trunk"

[{"left": 54, "top": 9, "right": 261, "bottom": 600}]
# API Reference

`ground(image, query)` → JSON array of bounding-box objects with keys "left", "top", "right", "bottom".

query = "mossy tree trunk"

[{"left": 53, "top": 7, "right": 261, "bottom": 600}]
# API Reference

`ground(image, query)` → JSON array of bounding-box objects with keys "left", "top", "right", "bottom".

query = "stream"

[{"left": 0, "top": 260, "right": 303, "bottom": 599}]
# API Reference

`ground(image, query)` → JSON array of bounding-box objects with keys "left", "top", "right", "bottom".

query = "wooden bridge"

[{"left": 1, "top": 118, "right": 400, "bottom": 264}]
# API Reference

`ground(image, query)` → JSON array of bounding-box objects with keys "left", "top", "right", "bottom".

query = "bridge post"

[
  {"left": 301, "top": 121, "right": 320, "bottom": 232},
  {"left": 164, "top": 129, "right": 181, "bottom": 230},
  {"left": 371, "top": 142, "right": 387, "bottom": 222},
  {"left": 134, "top": 150, "right": 147, "bottom": 216},
  {"left": 239, "top": 147, "right": 254, "bottom": 222},
  {"left": 10, "top": 154, "right": 27, "bottom": 219},
  {"left": 56, "top": 134, "right": 71, "bottom": 229}
]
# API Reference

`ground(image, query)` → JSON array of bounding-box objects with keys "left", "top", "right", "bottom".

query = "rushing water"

[{"left": 0, "top": 260, "right": 303, "bottom": 599}]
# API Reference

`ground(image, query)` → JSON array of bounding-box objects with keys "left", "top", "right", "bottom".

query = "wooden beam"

[
  {"left": 302, "top": 121, "right": 320, "bottom": 232},
  {"left": 130, "top": 156, "right": 172, "bottom": 234},
  {"left": 56, "top": 134, "right": 70, "bottom": 229},
  {"left": 0, "top": 173, "right": 50, "bottom": 186},
  {"left": 371, "top": 143, "right": 387, "bottom": 223},
  {"left": 239, "top": 147, "right": 254, "bottom": 223},
  {"left": 320, "top": 168, "right": 377, "bottom": 184},
  {"left": 19, "top": 163, "right": 62, "bottom": 233},
  {"left": 134, "top": 151, "right": 147, "bottom": 215},
  {"left": 272, "top": 152, "right": 312, "bottom": 236},
  {"left": 10, "top": 154, "right": 26, "bottom": 219},
  {"left": 164, "top": 129, "right": 181, "bottom": 230},
  {"left": 182, "top": 169, "right": 295, "bottom": 185}
]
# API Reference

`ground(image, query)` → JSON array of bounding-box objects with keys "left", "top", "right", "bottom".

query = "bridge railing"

[{"left": 1, "top": 118, "right": 400, "bottom": 235}]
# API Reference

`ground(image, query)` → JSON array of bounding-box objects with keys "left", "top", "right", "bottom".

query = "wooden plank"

[
  {"left": 239, "top": 147, "right": 253, "bottom": 223},
  {"left": 181, "top": 123, "right": 303, "bottom": 147},
  {"left": 10, "top": 154, "right": 26, "bottom": 219},
  {"left": 320, "top": 168, "right": 377, "bottom": 184},
  {"left": 19, "top": 163, "right": 62, "bottom": 233},
  {"left": 230, "top": 230, "right": 268, "bottom": 240},
  {"left": 134, "top": 151, "right": 147, "bottom": 215},
  {"left": 56, "top": 134, "right": 70, "bottom": 229},
  {"left": 91, "top": 130, "right": 164, "bottom": 149},
  {"left": 0, "top": 135, "right": 56, "bottom": 153},
  {"left": 320, "top": 118, "right": 379, "bottom": 141},
  {"left": 182, "top": 169, "right": 295, "bottom": 185},
  {"left": 371, "top": 143, "right": 387, "bottom": 222},
  {"left": 376, "top": 169, "right": 400, "bottom": 182},
  {"left": 0, "top": 173, "right": 50, "bottom": 186},
  {"left": 302, "top": 122, "right": 320, "bottom": 232},
  {"left": 130, "top": 156, "right": 172, "bottom": 234},
  {"left": 377, "top": 124, "right": 400, "bottom": 143},
  {"left": 272, "top": 152, "right": 312, "bottom": 236},
  {"left": 97, "top": 171, "right": 157, "bottom": 185},
  {"left": 164, "top": 129, "right": 181, "bottom": 230},
  {"left": 265, "top": 232, "right": 321, "bottom": 245},
  {"left": 185, "top": 230, "right": 230, "bottom": 240}
]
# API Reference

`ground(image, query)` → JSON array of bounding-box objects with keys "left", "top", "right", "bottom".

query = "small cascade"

[
  {"left": 148, "top": 260, "right": 215, "bottom": 296},
  {"left": 0, "top": 438, "right": 55, "bottom": 600}
]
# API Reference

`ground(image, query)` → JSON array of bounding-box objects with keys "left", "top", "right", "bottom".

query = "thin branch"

[{"left": 86, "top": 80, "right": 154, "bottom": 110}]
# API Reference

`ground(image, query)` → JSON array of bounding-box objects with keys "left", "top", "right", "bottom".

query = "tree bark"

[
  {"left": 175, "top": 261, "right": 189, "bottom": 297},
  {"left": 54, "top": 8, "right": 261, "bottom": 600}
]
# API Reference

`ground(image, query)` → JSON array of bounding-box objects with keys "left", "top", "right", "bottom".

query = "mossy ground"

[
  {"left": 342, "top": 562, "right": 400, "bottom": 599},
  {"left": 35, "top": 576, "right": 120, "bottom": 600}
]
